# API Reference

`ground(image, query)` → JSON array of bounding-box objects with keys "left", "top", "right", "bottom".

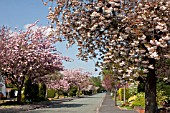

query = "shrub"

[
  {"left": 128, "top": 95, "right": 137, "bottom": 103},
  {"left": 157, "top": 79, "right": 170, "bottom": 105},
  {"left": 24, "top": 79, "right": 39, "bottom": 102},
  {"left": 47, "top": 89, "right": 56, "bottom": 98},
  {"left": 157, "top": 90, "right": 168, "bottom": 106},
  {"left": 21, "top": 88, "right": 25, "bottom": 102},
  {"left": 131, "top": 92, "right": 145, "bottom": 108},
  {"left": 128, "top": 83, "right": 138, "bottom": 96},
  {"left": 118, "top": 88, "right": 131, "bottom": 101},
  {"left": 76, "top": 90, "right": 83, "bottom": 96},
  {"left": 39, "top": 83, "right": 46, "bottom": 101},
  {"left": 63, "top": 92, "right": 68, "bottom": 97},
  {"left": 137, "top": 82, "right": 145, "bottom": 93},
  {"left": 10, "top": 88, "right": 18, "bottom": 98},
  {"left": 69, "top": 86, "right": 77, "bottom": 97}
]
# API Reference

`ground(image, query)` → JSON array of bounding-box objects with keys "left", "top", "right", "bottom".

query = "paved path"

[
  {"left": 99, "top": 92, "right": 138, "bottom": 113},
  {"left": 24, "top": 93, "right": 105, "bottom": 113}
]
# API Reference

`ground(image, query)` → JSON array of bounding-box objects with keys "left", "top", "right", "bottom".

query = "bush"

[
  {"left": 137, "top": 82, "right": 145, "bottom": 93},
  {"left": 24, "top": 79, "right": 39, "bottom": 102},
  {"left": 39, "top": 83, "right": 46, "bottom": 101},
  {"left": 83, "top": 90, "right": 93, "bottom": 95},
  {"left": 63, "top": 92, "right": 68, "bottom": 97},
  {"left": 128, "top": 95, "right": 137, "bottom": 103},
  {"left": 128, "top": 83, "right": 138, "bottom": 96},
  {"left": 69, "top": 86, "right": 77, "bottom": 97},
  {"left": 10, "top": 88, "right": 17, "bottom": 98},
  {"left": 131, "top": 92, "right": 145, "bottom": 108},
  {"left": 21, "top": 88, "right": 25, "bottom": 102},
  {"left": 157, "top": 79, "right": 170, "bottom": 105},
  {"left": 47, "top": 89, "right": 56, "bottom": 98},
  {"left": 76, "top": 90, "right": 83, "bottom": 96},
  {"left": 118, "top": 88, "right": 131, "bottom": 101},
  {"left": 157, "top": 90, "right": 168, "bottom": 106}
]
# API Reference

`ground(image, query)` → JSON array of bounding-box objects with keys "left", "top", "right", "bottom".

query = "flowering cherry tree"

[
  {"left": 61, "top": 69, "right": 91, "bottom": 97},
  {"left": 44, "top": 72, "right": 70, "bottom": 98},
  {"left": 0, "top": 24, "right": 70, "bottom": 102},
  {"left": 102, "top": 74, "right": 115, "bottom": 92},
  {"left": 44, "top": 0, "right": 169, "bottom": 112}
]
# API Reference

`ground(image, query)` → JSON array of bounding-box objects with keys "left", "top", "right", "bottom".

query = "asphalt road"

[{"left": 24, "top": 93, "right": 105, "bottom": 113}]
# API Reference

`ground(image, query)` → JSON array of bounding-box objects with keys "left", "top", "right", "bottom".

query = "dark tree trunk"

[
  {"left": 145, "top": 58, "right": 157, "bottom": 113},
  {"left": 17, "top": 87, "right": 22, "bottom": 103}
]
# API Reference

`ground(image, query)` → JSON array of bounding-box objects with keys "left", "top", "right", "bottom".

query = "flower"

[
  {"left": 148, "top": 65, "right": 154, "bottom": 69},
  {"left": 142, "top": 61, "right": 149, "bottom": 64},
  {"left": 105, "top": 7, "right": 113, "bottom": 14},
  {"left": 119, "top": 61, "right": 125, "bottom": 66},
  {"left": 118, "top": 69, "right": 123, "bottom": 73},
  {"left": 162, "top": 35, "right": 170, "bottom": 41},
  {"left": 147, "top": 46, "right": 156, "bottom": 53},
  {"left": 150, "top": 40, "right": 156, "bottom": 45},
  {"left": 91, "top": 24, "right": 98, "bottom": 31},
  {"left": 150, "top": 52, "right": 160, "bottom": 60},
  {"left": 138, "top": 35, "right": 146, "bottom": 40},
  {"left": 143, "top": 69, "right": 149, "bottom": 73},
  {"left": 90, "top": 11, "right": 100, "bottom": 17},
  {"left": 164, "top": 54, "right": 170, "bottom": 58},
  {"left": 160, "top": 6, "right": 167, "bottom": 11}
]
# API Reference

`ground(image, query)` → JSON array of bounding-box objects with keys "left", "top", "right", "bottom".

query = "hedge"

[
  {"left": 47, "top": 89, "right": 56, "bottom": 98},
  {"left": 118, "top": 88, "right": 131, "bottom": 101}
]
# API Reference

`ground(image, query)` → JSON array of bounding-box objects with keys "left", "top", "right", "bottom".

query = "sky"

[{"left": 0, "top": 0, "right": 100, "bottom": 76}]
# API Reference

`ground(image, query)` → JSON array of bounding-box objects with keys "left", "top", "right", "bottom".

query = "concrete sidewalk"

[{"left": 98, "top": 93, "right": 138, "bottom": 113}]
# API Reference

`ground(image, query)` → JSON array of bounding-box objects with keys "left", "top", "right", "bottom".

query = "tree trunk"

[
  {"left": 123, "top": 85, "right": 126, "bottom": 104},
  {"left": 145, "top": 58, "right": 157, "bottom": 113},
  {"left": 77, "top": 86, "right": 80, "bottom": 97},
  {"left": 17, "top": 87, "right": 22, "bottom": 103},
  {"left": 56, "top": 90, "right": 60, "bottom": 99},
  {"left": 114, "top": 89, "right": 117, "bottom": 106},
  {"left": 57, "top": 94, "right": 60, "bottom": 99}
]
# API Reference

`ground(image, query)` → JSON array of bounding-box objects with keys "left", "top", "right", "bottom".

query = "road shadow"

[
  {"left": 0, "top": 95, "right": 100, "bottom": 112},
  {"left": 47, "top": 103, "right": 86, "bottom": 108},
  {"left": 80, "top": 96, "right": 102, "bottom": 98},
  {"left": 0, "top": 108, "right": 22, "bottom": 113}
]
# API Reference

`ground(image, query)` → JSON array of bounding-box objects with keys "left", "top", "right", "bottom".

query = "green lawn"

[{"left": 116, "top": 100, "right": 133, "bottom": 110}]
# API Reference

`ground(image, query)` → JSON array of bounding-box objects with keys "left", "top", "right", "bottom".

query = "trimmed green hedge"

[
  {"left": 118, "top": 88, "right": 131, "bottom": 101},
  {"left": 47, "top": 89, "right": 56, "bottom": 98},
  {"left": 39, "top": 83, "right": 46, "bottom": 101},
  {"left": 24, "top": 79, "right": 39, "bottom": 102},
  {"left": 24, "top": 79, "right": 47, "bottom": 102},
  {"left": 69, "top": 86, "right": 77, "bottom": 97}
]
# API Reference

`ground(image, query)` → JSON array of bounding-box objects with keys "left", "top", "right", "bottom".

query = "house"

[{"left": 0, "top": 74, "right": 6, "bottom": 98}]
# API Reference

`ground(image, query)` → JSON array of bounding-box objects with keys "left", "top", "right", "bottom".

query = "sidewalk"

[{"left": 98, "top": 93, "right": 138, "bottom": 113}]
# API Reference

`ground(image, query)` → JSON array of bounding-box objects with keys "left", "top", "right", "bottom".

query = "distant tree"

[
  {"left": 90, "top": 76, "right": 102, "bottom": 92},
  {"left": 44, "top": 71, "right": 70, "bottom": 98},
  {"left": 61, "top": 69, "right": 91, "bottom": 97},
  {"left": 90, "top": 76, "right": 101, "bottom": 87},
  {"left": 102, "top": 74, "right": 115, "bottom": 92}
]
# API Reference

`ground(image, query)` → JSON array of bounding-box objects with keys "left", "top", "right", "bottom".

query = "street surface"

[
  {"left": 99, "top": 92, "right": 137, "bottom": 113},
  {"left": 24, "top": 93, "right": 105, "bottom": 113}
]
